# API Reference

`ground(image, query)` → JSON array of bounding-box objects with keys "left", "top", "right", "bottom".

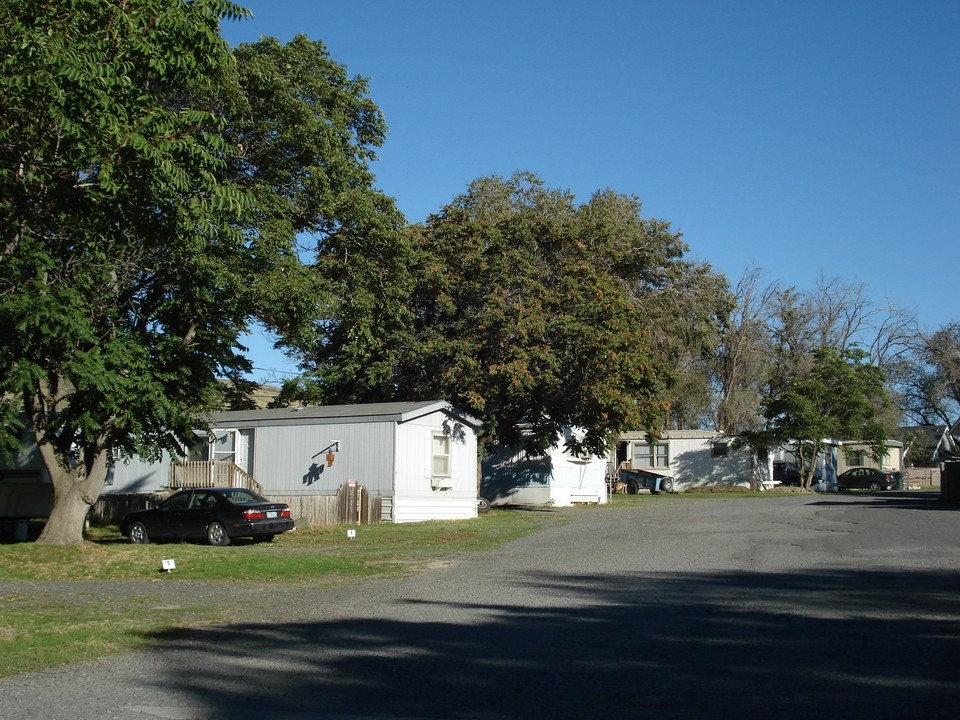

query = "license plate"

[{"left": 266, "top": 511, "right": 278, "bottom": 519}]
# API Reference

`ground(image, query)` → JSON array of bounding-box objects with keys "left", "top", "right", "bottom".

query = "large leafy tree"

[
  {"left": 0, "top": 4, "right": 397, "bottom": 543},
  {"left": 287, "top": 172, "right": 727, "bottom": 456},
  {"left": 755, "top": 346, "right": 892, "bottom": 489},
  {"left": 223, "top": 35, "right": 414, "bottom": 400},
  {"left": 218, "top": 34, "right": 407, "bottom": 350},
  {"left": 644, "top": 261, "right": 731, "bottom": 430},
  {"left": 0, "top": 0, "right": 255, "bottom": 544}
]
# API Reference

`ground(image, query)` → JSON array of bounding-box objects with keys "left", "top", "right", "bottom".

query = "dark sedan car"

[
  {"left": 836, "top": 467, "right": 897, "bottom": 492},
  {"left": 120, "top": 487, "right": 295, "bottom": 545}
]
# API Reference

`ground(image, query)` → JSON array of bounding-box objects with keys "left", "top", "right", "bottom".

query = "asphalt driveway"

[{"left": 2, "top": 491, "right": 959, "bottom": 719}]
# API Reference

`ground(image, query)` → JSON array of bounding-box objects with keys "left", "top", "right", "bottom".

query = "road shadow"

[
  {"left": 144, "top": 567, "right": 960, "bottom": 719},
  {"left": 811, "top": 491, "right": 960, "bottom": 512}
]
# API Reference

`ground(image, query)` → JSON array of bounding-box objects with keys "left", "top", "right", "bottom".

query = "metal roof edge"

[{"left": 205, "top": 400, "right": 479, "bottom": 428}]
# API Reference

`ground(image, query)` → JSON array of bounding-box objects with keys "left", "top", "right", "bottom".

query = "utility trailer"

[{"left": 616, "top": 466, "right": 676, "bottom": 495}]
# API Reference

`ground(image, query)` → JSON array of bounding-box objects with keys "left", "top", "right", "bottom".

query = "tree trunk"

[{"left": 35, "top": 445, "right": 108, "bottom": 545}]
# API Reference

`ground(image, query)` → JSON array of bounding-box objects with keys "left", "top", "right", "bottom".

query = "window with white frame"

[
  {"left": 633, "top": 442, "right": 669, "bottom": 468},
  {"left": 432, "top": 434, "right": 451, "bottom": 477}
]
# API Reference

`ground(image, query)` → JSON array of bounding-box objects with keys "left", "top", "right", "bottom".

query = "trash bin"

[
  {"left": 894, "top": 471, "right": 904, "bottom": 491},
  {"left": 940, "top": 461, "right": 960, "bottom": 501}
]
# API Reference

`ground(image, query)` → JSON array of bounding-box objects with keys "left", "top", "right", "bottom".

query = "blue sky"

[{"left": 221, "top": 1, "right": 959, "bottom": 381}]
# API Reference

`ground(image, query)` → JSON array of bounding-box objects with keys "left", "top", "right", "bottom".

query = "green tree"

[
  {"left": 0, "top": 0, "right": 255, "bottom": 544},
  {"left": 220, "top": 35, "right": 414, "bottom": 404},
  {"left": 900, "top": 427, "right": 933, "bottom": 467},
  {"left": 756, "top": 346, "right": 892, "bottom": 489},
  {"left": 0, "top": 4, "right": 399, "bottom": 543},
  {"left": 288, "top": 172, "right": 727, "bottom": 456},
  {"left": 645, "top": 261, "right": 731, "bottom": 430},
  {"left": 713, "top": 271, "right": 916, "bottom": 436},
  {"left": 220, "top": 35, "right": 406, "bottom": 349}
]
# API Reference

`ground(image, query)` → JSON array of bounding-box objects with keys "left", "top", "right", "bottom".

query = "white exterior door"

[
  {"left": 212, "top": 429, "right": 254, "bottom": 478},
  {"left": 237, "top": 429, "right": 254, "bottom": 475},
  {"left": 212, "top": 429, "right": 237, "bottom": 465}
]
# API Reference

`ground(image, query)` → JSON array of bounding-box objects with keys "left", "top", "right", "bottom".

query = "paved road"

[{"left": 2, "top": 492, "right": 959, "bottom": 719}]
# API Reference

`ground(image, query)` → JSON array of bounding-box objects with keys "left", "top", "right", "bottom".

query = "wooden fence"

[
  {"left": 903, "top": 467, "right": 941, "bottom": 487},
  {"left": 267, "top": 484, "right": 381, "bottom": 527},
  {"left": 91, "top": 492, "right": 170, "bottom": 524}
]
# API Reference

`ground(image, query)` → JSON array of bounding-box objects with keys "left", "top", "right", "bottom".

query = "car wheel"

[
  {"left": 868, "top": 481, "right": 881, "bottom": 491},
  {"left": 627, "top": 479, "right": 640, "bottom": 495},
  {"left": 659, "top": 477, "right": 675, "bottom": 494},
  {"left": 206, "top": 521, "right": 231, "bottom": 546},
  {"left": 128, "top": 521, "right": 150, "bottom": 544},
  {"left": 477, "top": 497, "right": 490, "bottom": 514}
]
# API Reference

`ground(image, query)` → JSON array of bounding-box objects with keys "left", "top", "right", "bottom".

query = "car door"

[
  {"left": 851, "top": 468, "right": 869, "bottom": 489},
  {"left": 151, "top": 491, "right": 193, "bottom": 539},
  {"left": 180, "top": 490, "right": 218, "bottom": 539}
]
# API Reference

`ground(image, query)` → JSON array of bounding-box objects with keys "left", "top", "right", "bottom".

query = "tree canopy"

[
  {"left": 753, "top": 346, "right": 892, "bottom": 488},
  {"left": 711, "top": 269, "right": 916, "bottom": 436},
  {"left": 282, "top": 172, "right": 729, "bottom": 456},
  {"left": 898, "top": 322, "right": 960, "bottom": 428},
  {"left": 0, "top": 2, "right": 398, "bottom": 543}
]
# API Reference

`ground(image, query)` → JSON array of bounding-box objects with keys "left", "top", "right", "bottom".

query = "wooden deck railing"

[{"left": 169, "top": 461, "right": 264, "bottom": 495}]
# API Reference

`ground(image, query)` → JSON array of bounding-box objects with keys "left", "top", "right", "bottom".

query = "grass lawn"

[{"left": 0, "top": 509, "right": 550, "bottom": 678}]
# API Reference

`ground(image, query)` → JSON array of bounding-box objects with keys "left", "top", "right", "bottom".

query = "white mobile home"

[
  {"left": 104, "top": 400, "right": 480, "bottom": 523},
  {"left": 615, "top": 430, "right": 758, "bottom": 491},
  {"left": 481, "top": 429, "right": 609, "bottom": 507}
]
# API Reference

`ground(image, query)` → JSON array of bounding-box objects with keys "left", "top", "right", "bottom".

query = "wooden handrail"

[{"left": 169, "top": 461, "right": 264, "bottom": 495}]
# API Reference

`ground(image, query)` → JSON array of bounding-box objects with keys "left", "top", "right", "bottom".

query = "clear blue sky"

[{"left": 221, "top": 1, "right": 960, "bottom": 381}]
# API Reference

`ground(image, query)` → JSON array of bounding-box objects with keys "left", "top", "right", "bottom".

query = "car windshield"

[{"left": 221, "top": 489, "right": 268, "bottom": 505}]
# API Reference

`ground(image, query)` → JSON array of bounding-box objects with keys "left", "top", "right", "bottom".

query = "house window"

[
  {"left": 848, "top": 450, "right": 865, "bottom": 466},
  {"left": 712, "top": 442, "right": 729, "bottom": 458},
  {"left": 633, "top": 442, "right": 669, "bottom": 468},
  {"left": 432, "top": 434, "right": 451, "bottom": 477}
]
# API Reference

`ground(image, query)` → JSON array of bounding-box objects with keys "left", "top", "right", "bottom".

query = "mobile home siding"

[
  {"left": 239, "top": 421, "right": 396, "bottom": 496},
  {"left": 664, "top": 435, "right": 753, "bottom": 490},
  {"left": 617, "top": 430, "right": 754, "bottom": 491},
  {"left": 482, "top": 445, "right": 551, "bottom": 506},
  {"left": 104, "top": 452, "right": 172, "bottom": 494},
  {"left": 392, "top": 415, "right": 478, "bottom": 523}
]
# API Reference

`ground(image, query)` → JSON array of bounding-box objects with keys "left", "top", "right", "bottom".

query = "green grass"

[
  {"left": 0, "top": 595, "right": 224, "bottom": 676},
  {"left": 0, "top": 509, "right": 548, "bottom": 678},
  {"left": 1, "top": 510, "right": 546, "bottom": 582}
]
